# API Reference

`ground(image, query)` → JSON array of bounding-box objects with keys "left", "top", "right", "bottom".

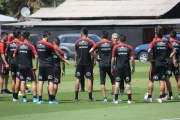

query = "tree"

[{"left": 0, "top": 0, "right": 10, "bottom": 15}]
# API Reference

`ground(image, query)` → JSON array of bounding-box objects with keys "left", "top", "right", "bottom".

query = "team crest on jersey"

[
  {"left": 86, "top": 72, "right": 91, "bottom": 77},
  {"left": 79, "top": 41, "right": 88, "bottom": 45},
  {"left": 37, "top": 43, "right": 45, "bottom": 48},
  {"left": 20, "top": 76, "right": 24, "bottom": 80},
  {"left": 162, "top": 75, "right": 165, "bottom": 79},
  {"left": 157, "top": 42, "right": 166, "bottom": 46},
  {"left": 10, "top": 43, "right": 18, "bottom": 47},
  {"left": 54, "top": 78, "right": 58, "bottom": 82},
  {"left": 101, "top": 43, "right": 111, "bottom": 47},
  {"left": 118, "top": 46, "right": 127, "bottom": 51},
  {"left": 48, "top": 75, "right": 53, "bottom": 79},
  {"left": 171, "top": 42, "right": 179, "bottom": 46},
  {"left": 19, "top": 45, "right": 28, "bottom": 49},
  {"left": 166, "top": 70, "right": 171, "bottom": 74},
  {"left": 116, "top": 77, "right": 120, "bottom": 81},
  {"left": 39, "top": 75, "right": 42, "bottom": 79},
  {"left": 126, "top": 77, "right": 130, "bottom": 81},
  {"left": 153, "top": 75, "right": 158, "bottom": 80}
]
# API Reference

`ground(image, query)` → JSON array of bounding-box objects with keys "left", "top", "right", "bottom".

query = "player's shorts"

[
  {"left": 10, "top": 62, "right": 20, "bottom": 77},
  {"left": 0, "top": 64, "right": 9, "bottom": 75},
  {"left": 115, "top": 70, "right": 131, "bottom": 83},
  {"left": 38, "top": 67, "right": 55, "bottom": 81},
  {"left": 166, "top": 63, "right": 179, "bottom": 77},
  {"left": 54, "top": 68, "right": 61, "bottom": 84},
  {"left": 19, "top": 69, "right": 36, "bottom": 82},
  {"left": 149, "top": 61, "right": 166, "bottom": 81},
  {"left": 75, "top": 65, "right": 92, "bottom": 78},
  {"left": 99, "top": 66, "right": 115, "bottom": 85}
]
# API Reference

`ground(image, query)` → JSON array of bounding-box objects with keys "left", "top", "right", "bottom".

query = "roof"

[
  {"left": 2, "top": 19, "right": 180, "bottom": 26},
  {"left": 0, "top": 14, "right": 17, "bottom": 23},
  {"left": 28, "top": 0, "right": 180, "bottom": 19}
]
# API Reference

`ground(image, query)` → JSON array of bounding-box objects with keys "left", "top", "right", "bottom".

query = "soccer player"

[
  {"left": 36, "top": 31, "right": 70, "bottom": 104},
  {"left": 13, "top": 31, "right": 38, "bottom": 102},
  {"left": 74, "top": 27, "right": 95, "bottom": 102},
  {"left": 143, "top": 29, "right": 176, "bottom": 103},
  {"left": 164, "top": 31, "right": 180, "bottom": 100},
  {"left": 5, "top": 29, "right": 22, "bottom": 101},
  {"left": 47, "top": 37, "right": 65, "bottom": 101},
  {"left": 90, "top": 31, "right": 116, "bottom": 102},
  {"left": 0, "top": 32, "right": 11, "bottom": 94},
  {"left": 7, "top": 27, "right": 18, "bottom": 44},
  {"left": 111, "top": 35, "right": 135, "bottom": 104}
]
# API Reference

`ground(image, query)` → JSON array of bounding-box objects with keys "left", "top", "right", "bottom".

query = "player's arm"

[
  {"left": 33, "top": 55, "right": 38, "bottom": 70},
  {"left": 62, "top": 61, "right": 65, "bottom": 76},
  {"left": 13, "top": 54, "right": 19, "bottom": 66},
  {"left": 130, "top": 56, "right": 135, "bottom": 75},
  {"left": 166, "top": 49, "right": 176, "bottom": 63},
  {"left": 0, "top": 44, "right": 9, "bottom": 69},
  {"left": 111, "top": 57, "right": 115, "bottom": 75},
  {"left": 74, "top": 51, "right": 78, "bottom": 67},
  {"left": 5, "top": 44, "right": 10, "bottom": 57},
  {"left": 148, "top": 48, "right": 153, "bottom": 63},
  {"left": 54, "top": 51, "right": 70, "bottom": 65}
]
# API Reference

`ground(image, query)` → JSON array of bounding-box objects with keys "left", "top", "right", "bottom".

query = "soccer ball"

[{"left": 144, "top": 93, "right": 149, "bottom": 99}]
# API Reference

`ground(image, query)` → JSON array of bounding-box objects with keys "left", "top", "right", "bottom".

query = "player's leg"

[
  {"left": 80, "top": 75, "right": 85, "bottom": 92},
  {"left": 21, "top": 80, "right": 26, "bottom": 101},
  {"left": 38, "top": 81, "right": 44, "bottom": 101},
  {"left": 15, "top": 76, "right": 20, "bottom": 100},
  {"left": 165, "top": 76, "right": 173, "bottom": 99},
  {"left": 29, "top": 69, "right": 38, "bottom": 102},
  {"left": 0, "top": 75, "right": 5, "bottom": 94},
  {"left": 75, "top": 77, "right": 81, "bottom": 101},
  {"left": 53, "top": 83, "right": 58, "bottom": 100},
  {"left": 4, "top": 74, "right": 11, "bottom": 94},
  {"left": 99, "top": 67, "right": 107, "bottom": 101},
  {"left": 37, "top": 67, "right": 45, "bottom": 104},
  {"left": 175, "top": 75, "right": 180, "bottom": 98},
  {"left": 53, "top": 69, "right": 60, "bottom": 101},
  {"left": 120, "top": 79, "right": 124, "bottom": 95}
]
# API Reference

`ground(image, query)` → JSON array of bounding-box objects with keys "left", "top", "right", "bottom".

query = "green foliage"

[{"left": 0, "top": 0, "right": 10, "bottom": 15}]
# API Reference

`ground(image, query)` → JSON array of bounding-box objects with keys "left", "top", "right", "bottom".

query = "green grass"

[{"left": 0, "top": 61, "right": 180, "bottom": 120}]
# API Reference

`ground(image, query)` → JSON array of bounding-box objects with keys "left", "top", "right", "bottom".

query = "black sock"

[
  {"left": 104, "top": 97, "right": 107, "bottom": 99},
  {"left": 148, "top": 95, "right": 152, "bottom": 98},
  {"left": 1, "top": 90, "right": 3, "bottom": 92},
  {"left": 115, "top": 94, "right": 118, "bottom": 100},
  {"left": 15, "top": 93, "right": 18, "bottom": 99},
  {"left": 169, "top": 92, "right": 173, "bottom": 97},
  {"left": 53, "top": 95, "right": 55, "bottom": 99},
  {"left": 13, "top": 93, "right": 15, "bottom": 98},
  {"left": 39, "top": 96, "right": 42, "bottom": 101},
  {"left": 25, "top": 86, "right": 28, "bottom": 90},
  {"left": 33, "top": 95, "right": 37, "bottom": 98},
  {"left": 89, "top": 92, "right": 92, "bottom": 99},
  {"left": 75, "top": 91, "right": 78, "bottom": 99},
  {"left": 128, "top": 94, "right": 132, "bottom": 101},
  {"left": 163, "top": 93, "right": 167, "bottom": 97},
  {"left": 23, "top": 96, "right": 26, "bottom": 98},
  {"left": 49, "top": 94, "right": 53, "bottom": 101},
  {"left": 159, "top": 95, "right": 163, "bottom": 99}
]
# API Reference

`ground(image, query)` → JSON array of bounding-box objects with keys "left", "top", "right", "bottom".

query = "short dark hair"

[
  {"left": 1, "top": 32, "right": 8, "bottom": 38},
  {"left": 43, "top": 31, "right": 51, "bottom": 38},
  {"left": 81, "top": 27, "right": 88, "bottom": 35},
  {"left": 119, "top": 35, "right": 126, "bottom": 42},
  {"left": 22, "top": 31, "right": 30, "bottom": 39},
  {"left": 53, "top": 37, "right": 60, "bottom": 45},
  {"left": 11, "top": 27, "right": 18, "bottom": 32},
  {"left": 155, "top": 30, "right": 163, "bottom": 38},
  {"left": 170, "top": 31, "right": 177, "bottom": 39},
  {"left": 102, "top": 31, "right": 108, "bottom": 39},
  {"left": 13, "top": 29, "right": 21, "bottom": 38}
]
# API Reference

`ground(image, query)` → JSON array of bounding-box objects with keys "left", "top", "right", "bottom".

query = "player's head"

[
  {"left": 42, "top": 31, "right": 51, "bottom": 41},
  {"left": 119, "top": 35, "right": 126, "bottom": 43},
  {"left": 13, "top": 29, "right": 21, "bottom": 39},
  {"left": 22, "top": 31, "right": 30, "bottom": 41},
  {"left": 81, "top": 27, "right": 88, "bottom": 37},
  {"left": 155, "top": 29, "right": 163, "bottom": 38},
  {"left": 101, "top": 31, "right": 109, "bottom": 39},
  {"left": 1, "top": 32, "right": 8, "bottom": 42},
  {"left": 111, "top": 33, "right": 119, "bottom": 44},
  {"left": 170, "top": 31, "right": 177, "bottom": 39},
  {"left": 53, "top": 37, "right": 60, "bottom": 46},
  {"left": 155, "top": 26, "right": 162, "bottom": 38}
]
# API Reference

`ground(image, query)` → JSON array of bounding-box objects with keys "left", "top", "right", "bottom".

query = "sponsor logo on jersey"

[
  {"left": 171, "top": 42, "right": 179, "bottom": 47},
  {"left": 157, "top": 42, "right": 166, "bottom": 46},
  {"left": 48, "top": 75, "right": 53, "bottom": 79},
  {"left": 153, "top": 75, "right": 158, "bottom": 80},
  {"left": 86, "top": 72, "right": 91, "bottom": 77},
  {"left": 118, "top": 46, "right": 127, "bottom": 51},
  {"left": 101, "top": 42, "right": 111, "bottom": 47},
  {"left": 19, "top": 44, "right": 28, "bottom": 49},
  {"left": 116, "top": 77, "right": 120, "bottom": 81},
  {"left": 10, "top": 43, "right": 18, "bottom": 47},
  {"left": 37, "top": 43, "right": 45, "bottom": 48},
  {"left": 38, "top": 75, "right": 42, "bottom": 79},
  {"left": 126, "top": 77, "right": 130, "bottom": 81},
  {"left": 76, "top": 72, "right": 81, "bottom": 76},
  {"left": 78, "top": 40, "right": 88, "bottom": 45}
]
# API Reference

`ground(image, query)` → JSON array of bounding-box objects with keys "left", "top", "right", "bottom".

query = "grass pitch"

[{"left": 0, "top": 61, "right": 180, "bottom": 120}]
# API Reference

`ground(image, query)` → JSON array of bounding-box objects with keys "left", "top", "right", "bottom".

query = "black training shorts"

[
  {"left": 166, "top": 63, "right": 179, "bottom": 77},
  {"left": 20, "top": 69, "right": 36, "bottom": 82},
  {"left": 115, "top": 70, "right": 131, "bottom": 83},
  {"left": 38, "top": 67, "right": 55, "bottom": 81},
  {"left": 75, "top": 64, "right": 92, "bottom": 78},
  {"left": 54, "top": 68, "right": 61, "bottom": 84},
  {"left": 10, "top": 62, "right": 20, "bottom": 77},
  {"left": 0, "top": 64, "right": 9, "bottom": 75}
]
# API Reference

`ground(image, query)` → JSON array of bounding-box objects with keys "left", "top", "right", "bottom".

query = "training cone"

[
  {"left": 134, "top": 79, "right": 139, "bottom": 82},
  {"left": 93, "top": 73, "right": 97, "bottom": 75},
  {"left": 27, "top": 84, "right": 31, "bottom": 87}
]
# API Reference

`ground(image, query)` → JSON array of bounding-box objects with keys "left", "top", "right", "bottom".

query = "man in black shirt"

[
  {"left": 5, "top": 29, "right": 22, "bottom": 101},
  {"left": 74, "top": 27, "right": 95, "bottom": 102},
  {"left": 0, "top": 32, "right": 10, "bottom": 94},
  {"left": 143, "top": 30, "right": 176, "bottom": 103},
  {"left": 90, "top": 31, "right": 117, "bottom": 102},
  {"left": 13, "top": 31, "right": 38, "bottom": 102},
  {"left": 111, "top": 35, "right": 135, "bottom": 104},
  {"left": 164, "top": 31, "right": 180, "bottom": 100},
  {"left": 36, "top": 31, "right": 70, "bottom": 104}
]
